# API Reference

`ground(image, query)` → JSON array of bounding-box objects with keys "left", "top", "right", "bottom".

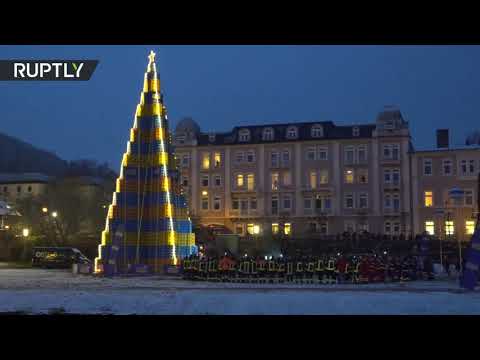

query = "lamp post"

[
  {"left": 22, "top": 228, "right": 29, "bottom": 262},
  {"left": 448, "top": 187, "right": 465, "bottom": 275}
]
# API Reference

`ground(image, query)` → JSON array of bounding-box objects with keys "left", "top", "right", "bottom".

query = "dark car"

[{"left": 32, "top": 247, "right": 91, "bottom": 269}]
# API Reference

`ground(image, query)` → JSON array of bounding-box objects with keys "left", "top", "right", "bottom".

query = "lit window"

[
  {"left": 424, "top": 191, "right": 433, "bottom": 207},
  {"left": 345, "top": 146, "right": 355, "bottom": 164},
  {"left": 345, "top": 193, "right": 354, "bottom": 209},
  {"left": 272, "top": 223, "right": 279, "bottom": 235},
  {"left": 442, "top": 159, "right": 452, "bottom": 175},
  {"left": 236, "top": 174, "right": 244, "bottom": 188},
  {"left": 319, "top": 169, "right": 328, "bottom": 184},
  {"left": 246, "top": 150, "right": 255, "bottom": 163},
  {"left": 423, "top": 159, "right": 432, "bottom": 175},
  {"left": 445, "top": 221, "right": 454, "bottom": 236},
  {"left": 311, "top": 124, "right": 324, "bottom": 138},
  {"left": 238, "top": 129, "right": 251, "bottom": 142},
  {"left": 284, "top": 223, "right": 291, "bottom": 235},
  {"left": 283, "top": 171, "right": 292, "bottom": 186},
  {"left": 286, "top": 126, "right": 298, "bottom": 139},
  {"left": 466, "top": 221, "right": 475, "bottom": 235},
  {"left": 306, "top": 147, "right": 316, "bottom": 161},
  {"left": 214, "top": 152, "right": 221, "bottom": 168},
  {"left": 247, "top": 174, "right": 255, "bottom": 191},
  {"left": 262, "top": 127, "right": 274, "bottom": 141},
  {"left": 271, "top": 173, "right": 279, "bottom": 191},
  {"left": 344, "top": 169, "right": 354, "bottom": 184},
  {"left": 202, "top": 153, "right": 210, "bottom": 170},
  {"left": 213, "top": 196, "right": 221, "bottom": 211},
  {"left": 247, "top": 223, "right": 260, "bottom": 235},
  {"left": 425, "top": 221, "right": 435, "bottom": 235},
  {"left": 318, "top": 147, "right": 328, "bottom": 160},
  {"left": 309, "top": 171, "right": 317, "bottom": 189}
]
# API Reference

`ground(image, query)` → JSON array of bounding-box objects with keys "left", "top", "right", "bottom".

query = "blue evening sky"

[{"left": 0, "top": 45, "right": 479, "bottom": 169}]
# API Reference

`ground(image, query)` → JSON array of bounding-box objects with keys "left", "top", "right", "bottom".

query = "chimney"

[{"left": 436, "top": 129, "right": 449, "bottom": 149}]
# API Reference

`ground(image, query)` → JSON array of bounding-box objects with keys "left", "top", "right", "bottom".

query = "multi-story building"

[
  {"left": 173, "top": 106, "right": 413, "bottom": 242},
  {"left": 412, "top": 130, "right": 480, "bottom": 242},
  {"left": 0, "top": 173, "right": 52, "bottom": 202}
]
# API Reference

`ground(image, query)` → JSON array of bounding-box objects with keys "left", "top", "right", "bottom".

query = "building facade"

[
  {"left": 0, "top": 173, "right": 51, "bottom": 202},
  {"left": 173, "top": 106, "right": 414, "bottom": 241},
  {"left": 412, "top": 143, "right": 480, "bottom": 242}
]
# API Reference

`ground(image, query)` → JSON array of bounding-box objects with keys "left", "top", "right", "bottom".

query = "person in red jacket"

[{"left": 336, "top": 255, "right": 348, "bottom": 284}]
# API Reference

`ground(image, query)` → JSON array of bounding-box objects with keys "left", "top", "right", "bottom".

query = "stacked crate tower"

[{"left": 95, "top": 51, "right": 197, "bottom": 273}]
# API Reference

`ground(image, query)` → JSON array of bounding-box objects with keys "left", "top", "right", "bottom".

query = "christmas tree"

[{"left": 95, "top": 51, "right": 196, "bottom": 274}]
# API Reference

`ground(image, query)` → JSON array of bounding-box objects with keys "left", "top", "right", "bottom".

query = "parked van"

[{"left": 32, "top": 247, "right": 91, "bottom": 269}]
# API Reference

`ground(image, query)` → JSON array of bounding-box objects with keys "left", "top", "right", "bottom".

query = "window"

[
  {"left": 214, "top": 175, "right": 221, "bottom": 187},
  {"left": 306, "top": 147, "right": 316, "bottom": 161},
  {"left": 383, "top": 145, "right": 392, "bottom": 159},
  {"left": 423, "top": 159, "right": 432, "bottom": 175},
  {"left": 308, "top": 222, "right": 318, "bottom": 233},
  {"left": 319, "top": 169, "right": 329, "bottom": 184},
  {"left": 460, "top": 160, "right": 467, "bottom": 175},
  {"left": 445, "top": 221, "right": 454, "bottom": 236},
  {"left": 235, "top": 151, "right": 245, "bottom": 163},
  {"left": 181, "top": 154, "right": 190, "bottom": 167},
  {"left": 236, "top": 174, "right": 244, "bottom": 188},
  {"left": 283, "top": 171, "right": 292, "bottom": 186},
  {"left": 345, "top": 146, "right": 355, "bottom": 164},
  {"left": 232, "top": 199, "right": 239, "bottom": 210},
  {"left": 271, "top": 151, "right": 279, "bottom": 167},
  {"left": 357, "top": 145, "right": 367, "bottom": 163},
  {"left": 246, "top": 150, "right": 255, "bottom": 163},
  {"left": 272, "top": 223, "right": 279, "bottom": 235},
  {"left": 250, "top": 198, "right": 257, "bottom": 210},
  {"left": 27, "top": 186, "right": 32, "bottom": 192},
  {"left": 315, "top": 196, "right": 323, "bottom": 210},
  {"left": 208, "top": 133, "right": 216, "bottom": 142},
  {"left": 424, "top": 191, "right": 433, "bottom": 207},
  {"left": 469, "top": 160, "right": 476, "bottom": 174},
  {"left": 201, "top": 194, "right": 209, "bottom": 210},
  {"left": 281, "top": 150, "right": 290, "bottom": 166},
  {"left": 358, "top": 168, "right": 368, "bottom": 184},
  {"left": 304, "top": 197, "right": 312, "bottom": 210},
  {"left": 358, "top": 193, "right": 368, "bottom": 209},
  {"left": 235, "top": 224, "right": 244, "bottom": 235},
  {"left": 201, "top": 175, "right": 209, "bottom": 187},
  {"left": 345, "top": 193, "right": 354, "bottom": 209},
  {"left": 238, "top": 128, "right": 251, "bottom": 142},
  {"left": 352, "top": 126, "right": 360, "bottom": 137},
  {"left": 393, "top": 222, "right": 400, "bottom": 233},
  {"left": 392, "top": 169, "right": 400, "bottom": 185},
  {"left": 442, "top": 159, "right": 452, "bottom": 175},
  {"left": 240, "top": 199, "right": 248, "bottom": 212},
  {"left": 309, "top": 171, "right": 317, "bottom": 189},
  {"left": 214, "top": 152, "right": 221, "bottom": 168},
  {"left": 213, "top": 196, "right": 221, "bottom": 211},
  {"left": 466, "top": 221, "right": 475, "bottom": 235},
  {"left": 345, "top": 221, "right": 355, "bottom": 233},
  {"left": 384, "top": 222, "right": 391, "bottom": 234},
  {"left": 393, "top": 194, "right": 400, "bottom": 211},
  {"left": 283, "top": 194, "right": 292, "bottom": 210},
  {"left": 201, "top": 153, "right": 210, "bottom": 170},
  {"left": 384, "top": 169, "right": 391, "bottom": 184},
  {"left": 319, "top": 222, "right": 328, "bottom": 234},
  {"left": 344, "top": 169, "right": 354, "bottom": 184},
  {"left": 357, "top": 223, "right": 369, "bottom": 232},
  {"left": 262, "top": 127, "right": 274, "bottom": 141},
  {"left": 318, "top": 147, "right": 328, "bottom": 160},
  {"left": 311, "top": 124, "right": 324, "bottom": 138},
  {"left": 425, "top": 221, "right": 435, "bottom": 235},
  {"left": 384, "top": 194, "right": 392, "bottom": 209},
  {"left": 271, "top": 196, "right": 279, "bottom": 215},
  {"left": 247, "top": 174, "right": 255, "bottom": 191},
  {"left": 271, "top": 172, "right": 279, "bottom": 191},
  {"left": 17, "top": 186, "right": 21, "bottom": 193},
  {"left": 392, "top": 144, "right": 400, "bottom": 160},
  {"left": 2, "top": 186, "right": 6, "bottom": 193},
  {"left": 286, "top": 126, "right": 298, "bottom": 139},
  {"left": 181, "top": 176, "right": 189, "bottom": 187},
  {"left": 324, "top": 197, "right": 332, "bottom": 211},
  {"left": 465, "top": 190, "right": 474, "bottom": 206},
  {"left": 284, "top": 223, "right": 291, "bottom": 235}
]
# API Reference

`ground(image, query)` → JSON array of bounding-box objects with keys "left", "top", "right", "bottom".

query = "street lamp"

[
  {"left": 42, "top": 207, "right": 48, "bottom": 214},
  {"left": 22, "top": 228, "right": 29, "bottom": 262},
  {"left": 51, "top": 211, "right": 58, "bottom": 218}
]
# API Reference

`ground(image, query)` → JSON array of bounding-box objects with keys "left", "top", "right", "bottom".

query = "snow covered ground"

[{"left": 1, "top": 266, "right": 480, "bottom": 314}]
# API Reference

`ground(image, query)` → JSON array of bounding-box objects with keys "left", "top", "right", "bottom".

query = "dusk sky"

[{"left": 1, "top": 45, "right": 479, "bottom": 169}]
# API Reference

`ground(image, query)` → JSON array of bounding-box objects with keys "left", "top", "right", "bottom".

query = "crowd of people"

[{"left": 181, "top": 253, "right": 444, "bottom": 284}]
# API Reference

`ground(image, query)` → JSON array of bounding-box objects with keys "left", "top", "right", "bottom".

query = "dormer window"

[
  {"left": 208, "top": 133, "right": 216, "bottom": 142},
  {"left": 286, "top": 126, "right": 298, "bottom": 139},
  {"left": 175, "top": 134, "right": 186, "bottom": 144},
  {"left": 262, "top": 127, "right": 274, "bottom": 141},
  {"left": 238, "top": 128, "right": 251, "bottom": 142},
  {"left": 352, "top": 126, "right": 360, "bottom": 137},
  {"left": 311, "top": 124, "right": 324, "bottom": 138}
]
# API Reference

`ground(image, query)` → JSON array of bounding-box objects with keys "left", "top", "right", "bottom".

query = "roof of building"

[
  {"left": 0, "top": 173, "right": 52, "bottom": 184},
  {"left": 413, "top": 144, "right": 480, "bottom": 154},
  {"left": 194, "top": 121, "right": 377, "bottom": 146}
]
